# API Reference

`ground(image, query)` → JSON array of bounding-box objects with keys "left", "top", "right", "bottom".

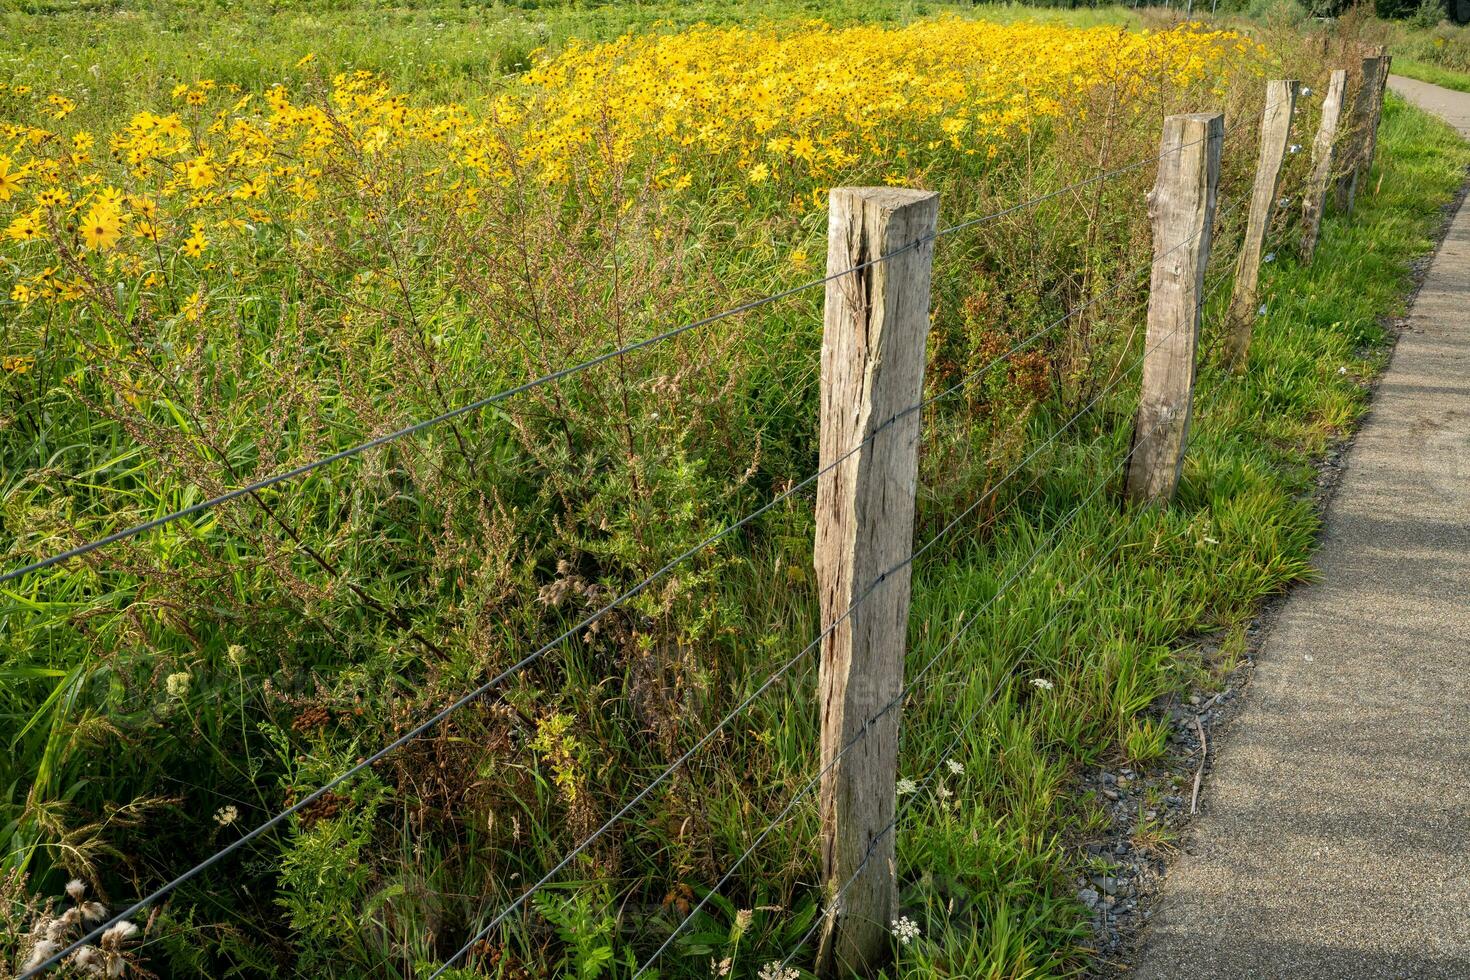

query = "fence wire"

[
  {"left": 19, "top": 86, "right": 1299, "bottom": 979},
  {"left": 624, "top": 215, "right": 1242, "bottom": 976},
  {"left": 768, "top": 420, "right": 1156, "bottom": 977}
]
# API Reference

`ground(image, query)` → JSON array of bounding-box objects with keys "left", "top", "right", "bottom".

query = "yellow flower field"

[
  {"left": 0, "top": 18, "right": 1264, "bottom": 331},
  {"left": 516, "top": 18, "right": 1262, "bottom": 186}
]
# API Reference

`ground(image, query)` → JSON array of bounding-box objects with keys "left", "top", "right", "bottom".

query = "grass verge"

[{"left": 1391, "top": 57, "right": 1470, "bottom": 93}]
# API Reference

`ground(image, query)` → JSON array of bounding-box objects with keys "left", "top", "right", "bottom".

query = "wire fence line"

[
  {"left": 17, "top": 185, "right": 1211, "bottom": 980},
  {"left": 13, "top": 74, "right": 1343, "bottom": 979},
  {"left": 773, "top": 220, "right": 1268, "bottom": 967},
  {"left": 11, "top": 162, "right": 1233, "bottom": 971},
  {"left": 622, "top": 212, "right": 1248, "bottom": 976},
  {"left": 439, "top": 183, "right": 1248, "bottom": 976}
]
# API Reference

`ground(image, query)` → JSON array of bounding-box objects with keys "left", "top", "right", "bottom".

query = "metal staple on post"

[
  {"left": 1125, "top": 112, "right": 1223, "bottom": 505},
  {"left": 813, "top": 185, "right": 938, "bottom": 977}
]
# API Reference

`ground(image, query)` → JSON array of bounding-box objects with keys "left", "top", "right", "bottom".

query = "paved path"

[{"left": 1132, "top": 77, "right": 1470, "bottom": 978}]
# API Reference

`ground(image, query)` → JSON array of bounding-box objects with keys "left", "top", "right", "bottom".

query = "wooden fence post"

[
  {"left": 1300, "top": 68, "right": 1348, "bottom": 263},
  {"left": 1223, "top": 79, "right": 1299, "bottom": 370},
  {"left": 1356, "top": 47, "right": 1392, "bottom": 197},
  {"left": 1336, "top": 54, "right": 1387, "bottom": 215},
  {"left": 1124, "top": 113, "right": 1223, "bottom": 505},
  {"left": 814, "top": 186, "right": 938, "bottom": 976}
]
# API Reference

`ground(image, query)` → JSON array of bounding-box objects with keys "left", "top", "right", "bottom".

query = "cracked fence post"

[
  {"left": 814, "top": 186, "right": 937, "bottom": 977},
  {"left": 1356, "top": 47, "right": 1392, "bottom": 201},
  {"left": 1336, "top": 52, "right": 1388, "bottom": 216},
  {"left": 1125, "top": 113, "right": 1223, "bottom": 505},
  {"left": 1224, "top": 79, "right": 1299, "bottom": 370},
  {"left": 1301, "top": 68, "right": 1348, "bottom": 263}
]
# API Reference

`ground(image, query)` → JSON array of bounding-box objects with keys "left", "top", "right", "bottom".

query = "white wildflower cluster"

[
  {"left": 1030, "top": 677, "right": 1054, "bottom": 691},
  {"left": 896, "top": 777, "right": 918, "bottom": 796},
  {"left": 891, "top": 914, "right": 921, "bottom": 946},
  {"left": 214, "top": 804, "right": 239, "bottom": 827},
  {"left": 758, "top": 963, "right": 799, "bottom": 980},
  {"left": 945, "top": 759, "right": 964, "bottom": 776},
  {"left": 22, "top": 879, "right": 140, "bottom": 977}
]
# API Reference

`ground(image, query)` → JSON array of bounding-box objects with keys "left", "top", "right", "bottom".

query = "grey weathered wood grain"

[
  {"left": 1301, "top": 69, "right": 1348, "bottom": 262},
  {"left": 1357, "top": 49, "right": 1392, "bottom": 196},
  {"left": 814, "top": 186, "right": 937, "bottom": 976},
  {"left": 1224, "top": 79, "right": 1299, "bottom": 369},
  {"left": 1337, "top": 55, "right": 1387, "bottom": 215},
  {"left": 1125, "top": 113, "right": 1222, "bottom": 505}
]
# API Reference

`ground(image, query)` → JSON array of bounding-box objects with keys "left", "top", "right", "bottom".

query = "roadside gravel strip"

[{"left": 1131, "top": 76, "right": 1470, "bottom": 979}]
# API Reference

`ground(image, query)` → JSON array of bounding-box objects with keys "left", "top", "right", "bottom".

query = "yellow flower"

[
  {"left": 182, "top": 232, "right": 207, "bottom": 258},
  {"left": 36, "top": 187, "right": 69, "bottom": 208},
  {"left": 80, "top": 204, "right": 122, "bottom": 251},
  {"left": 747, "top": 162, "right": 770, "bottom": 185},
  {"left": 46, "top": 94, "right": 76, "bottom": 120},
  {"left": 2, "top": 355, "right": 35, "bottom": 373},
  {"left": 6, "top": 210, "right": 42, "bottom": 243},
  {"left": 9, "top": 283, "right": 33, "bottom": 305},
  {"left": 185, "top": 156, "right": 216, "bottom": 189},
  {"left": 296, "top": 52, "right": 317, "bottom": 68},
  {"left": 0, "top": 156, "right": 26, "bottom": 201}
]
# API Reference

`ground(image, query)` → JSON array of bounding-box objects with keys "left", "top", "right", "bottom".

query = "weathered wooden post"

[
  {"left": 1356, "top": 47, "right": 1392, "bottom": 196},
  {"left": 1301, "top": 69, "right": 1348, "bottom": 262},
  {"left": 1125, "top": 113, "right": 1223, "bottom": 505},
  {"left": 1336, "top": 54, "right": 1387, "bottom": 215},
  {"left": 1224, "top": 79, "right": 1299, "bottom": 369},
  {"left": 814, "top": 186, "right": 937, "bottom": 976}
]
